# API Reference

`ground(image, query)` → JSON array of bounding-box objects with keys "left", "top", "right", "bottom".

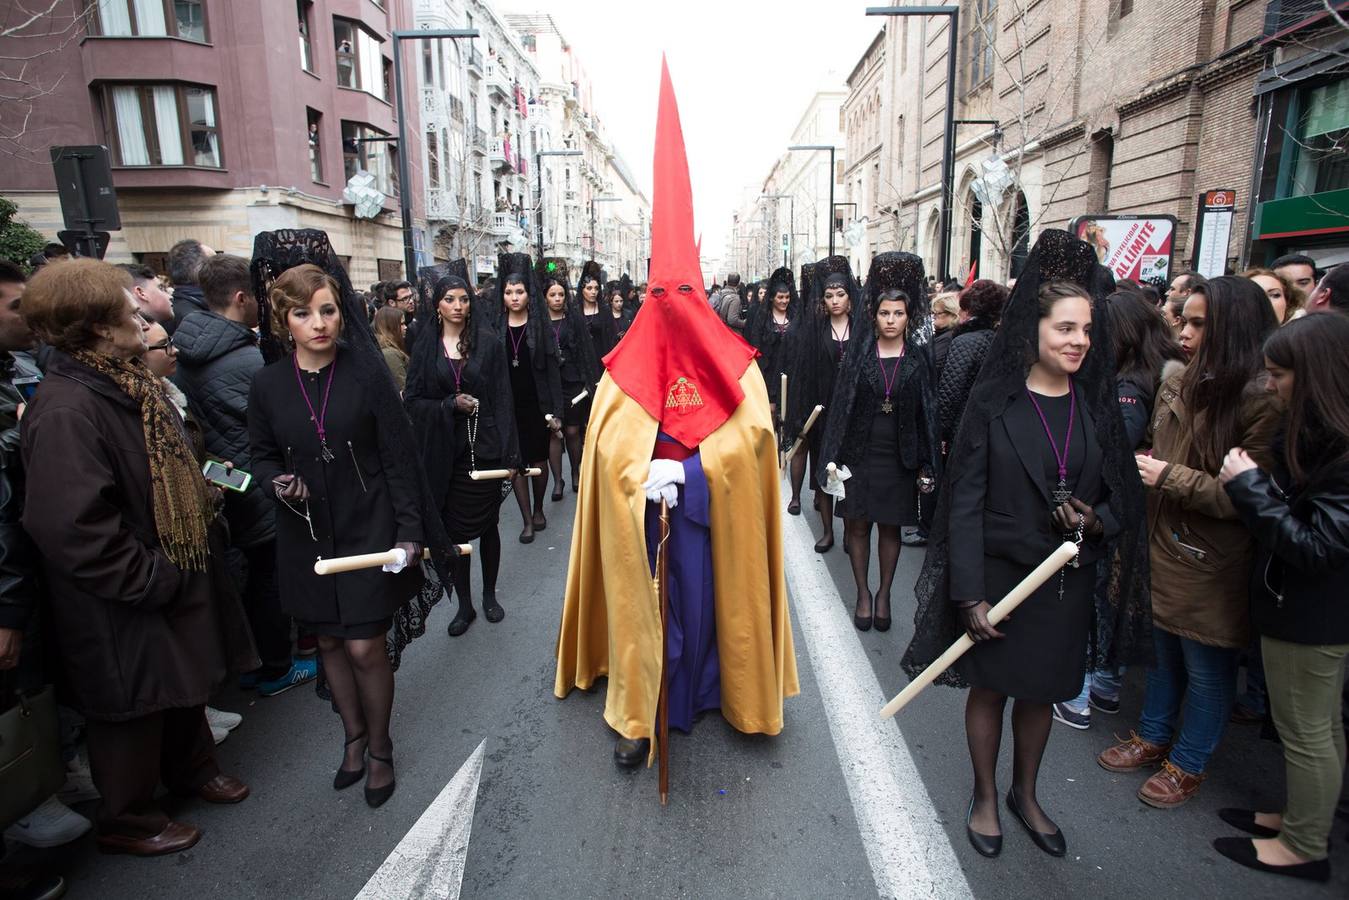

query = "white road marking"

[
  {"left": 354, "top": 740, "right": 487, "bottom": 900},
  {"left": 782, "top": 511, "right": 972, "bottom": 899}
]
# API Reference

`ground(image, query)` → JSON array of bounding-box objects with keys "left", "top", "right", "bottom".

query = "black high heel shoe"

[
  {"left": 447, "top": 604, "right": 476, "bottom": 637},
  {"left": 483, "top": 592, "right": 505, "bottom": 624},
  {"left": 365, "top": 750, "right": 396, "bottom": 808},
  {"left": 1006, "top": 788, "right": 1066, "bottom": 857},
  {"left": 333, "top": 732, "right": 367, "bottom": 790},
  {"left": 854, "top": 593, "right": 872, "bottom": 632},
  {"left": 552, "top": 479, "right": 564, "bottom": 502},
  {"left": 966, "top": 797, "right": 1002, "bottom": 858}
]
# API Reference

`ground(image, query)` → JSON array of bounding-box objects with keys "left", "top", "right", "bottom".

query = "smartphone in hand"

[{"left": 202, "top": 460, "right": 252, "bottom": 492}]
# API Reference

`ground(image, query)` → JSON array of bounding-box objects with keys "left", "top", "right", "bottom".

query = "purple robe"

[{"left": 646, "top": 435, "right": 721, "bottom": 733}]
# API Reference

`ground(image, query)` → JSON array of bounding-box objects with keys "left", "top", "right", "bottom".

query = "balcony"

[
  {"left": 427, "top": 188, "right": 459, "bottom": 221},
  {"left": 470, "top": 125, "right": 487, "bottom": 156},
  {"left": 467, "top": 48, "right": 483, "bottom": 76},
  {"left": 490, "top": 212, "right": 512, "bottom": 237},
  {"left": 488, "top": 136, "right": 515, "bottom": 174},
  {"left": 485, "top": 62, "right": 510, "bottom": 101}
]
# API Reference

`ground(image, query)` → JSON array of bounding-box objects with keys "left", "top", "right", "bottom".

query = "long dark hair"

[
  {"left": 1181, "top": 275, "right": 1279, "bottom": 471},
  {"left": 1263, "top": 312, "right": 1349, "bottom": 485},
  {"left": 1106, "top": 290, "right": 1183, "bottom": 402},
  {"left": 432, "top": 274, "right": 475, "bottom": 358}
]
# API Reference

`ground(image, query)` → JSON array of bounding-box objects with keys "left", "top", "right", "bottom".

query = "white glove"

[
  {"left": 822, "top": 463, "right": 851, "bottom": 500},
  {"left": 642, "top": 458, "right": 685, "bottom": 509},
  {"left": 381, "top": 547, "right": 408, "bottom": 574}
]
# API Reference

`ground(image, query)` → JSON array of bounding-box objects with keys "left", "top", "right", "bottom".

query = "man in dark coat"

[
  {"left": 167, "top": 238, "right": 215, "bottom": 335},
  {"left": 174, "top": 254, "right": 295, "bottom": 684}
]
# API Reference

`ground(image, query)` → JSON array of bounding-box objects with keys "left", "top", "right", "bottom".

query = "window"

[
  {"left": 307, "top": 107, "right": 323, "bottom": 182},
  {"left": 422, "top": 40, "right": 434, "bottom": 85},
  {"left": 342, "top": 121, "right": 396, "bottom": 197},
  {"left": 91, "top": 0, "right": 209, "bottom": 41},
  {"left": 333, "top": 18, "right": 386, "bottom": 100},
  {"left": 964, "top": 0, "right": 997, "bottom": 92},
  {"left": 106, "top": 83, "right": 221, "bottom": 167},
  {"left": 298, "top": 1, "right": 314, "bottom": 72},
  {"left": 1292, "top": 80, "right": 1349, "bottom": 194},
  {"left": 427, "top": 131, "right": 440, "bottom": 188}
]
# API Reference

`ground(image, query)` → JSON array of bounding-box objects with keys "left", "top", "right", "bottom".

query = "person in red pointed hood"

[{"left": 554, "top": 58, "right": 799, "bottom": 768}]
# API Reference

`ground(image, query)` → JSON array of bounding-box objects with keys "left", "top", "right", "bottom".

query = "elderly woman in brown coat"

[
  {"left": 20, "top": 260, "right": 251, "bottom": 857},
  {"left": 1098, "top": 276, "right": 1282, "bottom": 808}
]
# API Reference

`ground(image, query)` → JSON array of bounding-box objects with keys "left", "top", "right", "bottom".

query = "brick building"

[
  {"left": 0, "top": 0, "right": 425, "bottom": 286},
  {"left": 845, "top": 0, "right": 1289, "bottom": 284}
]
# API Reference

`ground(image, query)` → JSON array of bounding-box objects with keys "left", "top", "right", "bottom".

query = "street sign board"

[{"left": 1191, "top": 189, "right": 1236, "bottom": 279}]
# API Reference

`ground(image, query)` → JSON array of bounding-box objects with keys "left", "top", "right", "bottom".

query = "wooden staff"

[
  {"left": 877, "top": 541, "right": 1079, "bottom": 719},
  {"left": 654, "top": 499, "right": 672, "bottom": 805},
  {"left": 469, "top": 466, "right": 542, "bottom": 481},
  {"left": 571, "top": 388, "right": 589, "bottom": 406},
  {"left": 313, "top": 544, "right": 473, "bottom": 576},
  {"left": 781, "top": 404, "right": 824, "bottom": 471}
]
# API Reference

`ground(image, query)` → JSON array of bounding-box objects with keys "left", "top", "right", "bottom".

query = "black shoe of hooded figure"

[{"left": 614, "top": 737, "right": 650, "bottom": 769}]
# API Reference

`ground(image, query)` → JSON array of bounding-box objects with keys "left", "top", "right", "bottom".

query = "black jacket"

[
  {"left": 169, "top": 284, "right": 208, "bottom": 335},
  {"left": 931, "top": 327, "right": 954, "bottom": 377},
  {"left": 172, "top": 309, "right": 274, "bottom": 547},
  {"left": 0, "top": 356, "right": 35, "bottom": 631},
  {"left": 938, "top": 319, "right": 996, "bottom": 448},
  {"left": 1224, "top": 462, "right": 1349, "bottom": 646},
  {"left": 948, "top": 391, "right": 1117, "bottom": 606},
  {"left": 248, "top": 349, "right": 424, "bottom": 626}
]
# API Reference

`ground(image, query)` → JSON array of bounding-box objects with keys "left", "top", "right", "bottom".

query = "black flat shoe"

[
  {"left": 333, "top": 732, "right": 367, "bottom": 790},
  {"left": 551, "top": 481, "right": 564, "bottom": 501},
  {"left": 787, "top": 500, "right": 801, "bottom": 516},
  {"left": 853, "top": 612, "right": 872, "bottom": 632},
  {"left": 519, "top": 529, "right": 534, "bottom": 544},
  {"left": 483, "top": 594, "right": 505, "bottom": 623},
  {"left": 572, "top": 479, "right": 580, "bottom": 494},
  {"left": 614, "top": 737, "right": 650, "bottom": 769},
  {"left": 966, "top": 797, "right": 1002, "bottom": 858},
  {"left": 447, "top": 605, "right": 476, "bottom": 637},
  {"left": 364, "top": 752, "right": 396, "bottom": 808},
  {"left": 814, "top": 536, "right": 834, "bottom": 553},
  {"left": 873, "top": 615, "right": 891, "bottom": 632},
  {"left": 1212, "top": 837, "right": 1329, "bottom": 882},
  {"left": 1218, "top": 808, "right": 1280, "bottom": 839},
  {"left": 1006, "top": 789, "right": 1066, "bottom": 857},
  {"left": 532, "top": 513, "right": 547, "bottom": 532}
]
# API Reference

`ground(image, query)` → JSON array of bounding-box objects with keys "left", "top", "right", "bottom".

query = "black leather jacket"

[{"left": 1224, "top": 462, "right": 1349, "bottom": 646}]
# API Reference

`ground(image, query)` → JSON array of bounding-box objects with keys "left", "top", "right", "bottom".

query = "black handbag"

[{"left": 0, "top": 685, "right": 66, "bottom": 830}]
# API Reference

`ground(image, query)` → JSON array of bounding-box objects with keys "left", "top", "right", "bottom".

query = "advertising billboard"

[{"left": 1069, "top": 214, "right": 1177, "bottom": 287}]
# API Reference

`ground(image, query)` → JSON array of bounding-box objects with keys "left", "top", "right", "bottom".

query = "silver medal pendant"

[
  {"left": 512, "top": 358, "right": 520, "bottom": 368},
  {"left": 320, "top": 440, "right": 335, "bottom": 463},
  {"left": 1052, "top": 478, "right": 1071, "bottom": 505},
  {"left": 880, "top": 398, "right": 894, "bottom": 414}
]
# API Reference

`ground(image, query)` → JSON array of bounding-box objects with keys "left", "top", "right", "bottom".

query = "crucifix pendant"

[
  {"left": 1057, "top": 568, "right": 1066, "bottom": 602},
  {"left": 1052, "top": 478, "right": 1071, "bottom": 504},
  {"left": 320, "top": 440, "right": 335, "bottom": 463},
  {"left": 880, "top": 398, "right": 894, "bottom": 414},
  {"left": 512, "top": 358, "right": 520, "bottom": 368}
]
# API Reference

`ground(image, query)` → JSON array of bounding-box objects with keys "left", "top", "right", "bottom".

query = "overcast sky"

[{"left": 507, "top": 1, "right": 881, "bottom": 268}]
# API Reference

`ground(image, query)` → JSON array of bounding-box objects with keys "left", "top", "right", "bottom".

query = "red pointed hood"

[{"left": 602, "top": 57, "right": 757, "bottom": 449}]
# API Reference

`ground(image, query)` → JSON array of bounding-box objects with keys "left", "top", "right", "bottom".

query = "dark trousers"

[
  {"left": 242, "top": 541, "right": 291, "bottom": 670},
  {"left": 84, "top": 706, "right": 218, "bottom": 838}
]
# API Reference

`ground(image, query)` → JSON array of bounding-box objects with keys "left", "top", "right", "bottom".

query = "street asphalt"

[{"left": 6, "top": 485, "right": 1348, "bottom": 898}]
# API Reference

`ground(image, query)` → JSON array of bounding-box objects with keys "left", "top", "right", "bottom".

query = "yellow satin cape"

[{"left": 553, "top": 364, "right": 799, "bottom": 746}]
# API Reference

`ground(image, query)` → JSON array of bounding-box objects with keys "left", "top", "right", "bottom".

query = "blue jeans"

[
  {"left": 1138, "top": 630, "right": 1240, "bottom": 775},
  {"left": 1068, "top": 667, "right": 1125, "bottom": 711}
]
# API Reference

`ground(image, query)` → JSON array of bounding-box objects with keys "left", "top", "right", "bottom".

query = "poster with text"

[{"left": 1070, "top": 215, "right": 1176, "bottom": 287}]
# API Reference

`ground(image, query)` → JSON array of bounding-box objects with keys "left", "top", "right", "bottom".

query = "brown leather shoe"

[
  {"left": 1138, "top": 760, "right": 1205, "bottom": 808},
  {"left": 196, "top": 774, "right": 249, "bottom": 804},
  {"left": 97, "top": 821, "right": 201, "bottom": 856},
  {"left": 1097, "top": 731, "right": 1170, "bottom": 772}
]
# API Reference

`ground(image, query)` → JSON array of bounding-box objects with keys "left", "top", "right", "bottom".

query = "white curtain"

[
  {"left": 98, "top": 0, "right": 132, "bottom": 36},
  {"left": 132, "top": 0, "right": 166, "bottom": 35},
  {"left": 152, "top": 86, "right": 183, "bottom": 165},
  {"left": 111, "top": 86, "right": 149, "bottom": 165},
  {"left": 191, "top": 89, "right": 219, "bottom": 166}
]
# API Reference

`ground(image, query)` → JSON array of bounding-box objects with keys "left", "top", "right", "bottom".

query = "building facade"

[
  {"left": 839, "top": 0, "right": 1289, "bottom": 284},
  {"left": 505, "top": 11, "right": 650, "bottom": 281},
  {"left": 0, "top": 0, "right": 426, "bottom": 287}
]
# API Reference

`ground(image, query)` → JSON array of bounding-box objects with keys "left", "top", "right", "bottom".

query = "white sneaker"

[
  {"left": 211, "top": 724, "right": 229, "bottom": 745},
  {"left": 3, "top": 795, "right": 92, "bottom": 848},
  {"left": 206, "top": 706, "right": 242, "bottom": 732},
  {"left": 57, "top": 757, "right": 100, "bottom": 804}
]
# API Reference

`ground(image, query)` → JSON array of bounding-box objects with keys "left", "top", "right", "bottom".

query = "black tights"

[
  {"left": 318, "top": 635, "right": 394, "bottom": 789},
  {"left": 788, "top": 450, "right": 807, "bottom": 506},
  {"left": 843, "top": 518, "right": 900, "bottom": 619},
  {"left": 965, "top": 686, "right": 1056, "bottom": 835},
  {"left": 452, "top": 526, "right": 501, "bottom": 609},
  {"left": 513, "top": 464, "right": 548, "bottom": 530},
  {"left": 549, "top": 427, "right": 583, "bottom": 487}
]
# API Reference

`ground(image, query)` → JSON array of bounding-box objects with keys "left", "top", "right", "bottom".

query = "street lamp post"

[
  {"left": 787, "top": 144, "right": 837, "bottom": 257},
  {"left": 390, "top": 28, "right": 479, "bottom": 285},
  {"left": 865, "top": 6, "right": 960, "bottom": 280},
  {"left": 761, "top": 193, "right": 795, "bottom": 268},
  {"left": 534, "top": 149, "right": 583, "bottom": 259}
]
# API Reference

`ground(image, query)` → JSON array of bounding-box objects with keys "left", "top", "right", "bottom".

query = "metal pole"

[
  {"left": 535, "top": 151, "right": 544, "bottom": 259},
  {"left": 828, "top": 146, "right": 836, "bottom": 257},
  {"left": 938, "top": 10, "right": 959, "bottom": 282},
  {"left": 393, "top": 45, "right": 416, "bottom": 282}
]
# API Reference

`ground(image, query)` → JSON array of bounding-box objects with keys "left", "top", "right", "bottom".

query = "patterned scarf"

[{"left": 73, "top": 350, "right": 213, "bottom": 572}]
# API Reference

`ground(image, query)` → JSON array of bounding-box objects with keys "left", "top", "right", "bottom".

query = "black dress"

[
  {"left": 956, "top": 389, "right": 1098, "bottom": 703},
  {"left": 249, "top": 349, "right": 425, "bottom": 638},
  {"left": 549, "top": 317, "right": 592, "bottom": 428},
  {"left": 507, "top": 322, "right": 551, "bottom": 462},
  {"left": 836, "top": 362, "right": 918, "bottom": 526}
]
